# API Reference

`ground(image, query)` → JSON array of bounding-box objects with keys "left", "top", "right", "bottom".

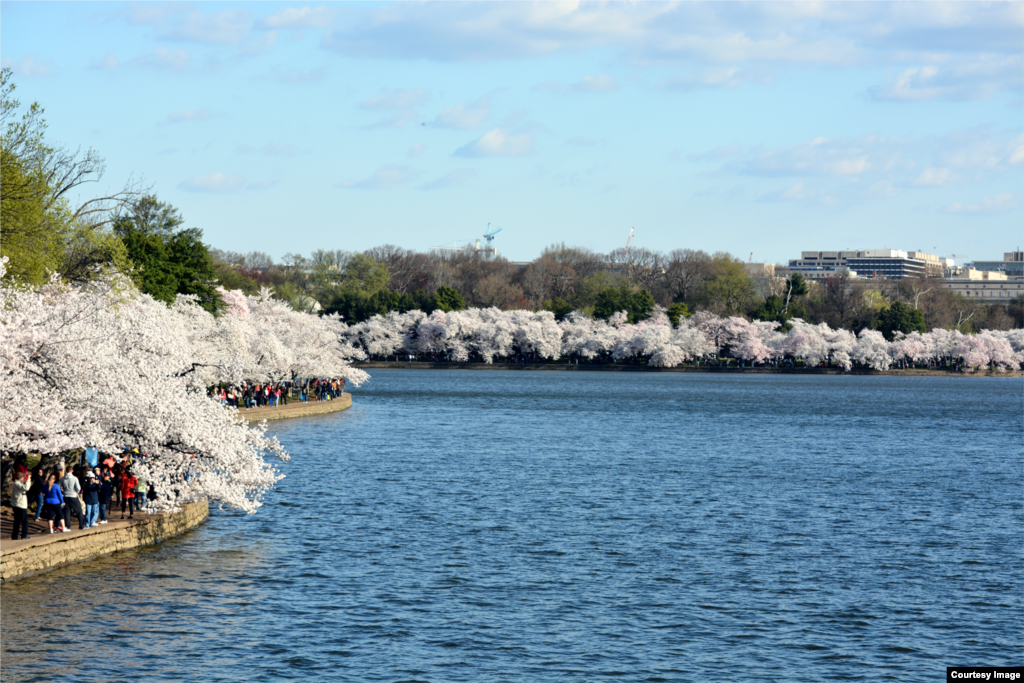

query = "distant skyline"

[{"left": 2, "top": 1, "right": 1021, "bottom": 264}]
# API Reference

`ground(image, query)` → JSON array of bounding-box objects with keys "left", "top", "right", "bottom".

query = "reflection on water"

[{"left": 3, "top": 372, "right": 1022, "bottom": 682}]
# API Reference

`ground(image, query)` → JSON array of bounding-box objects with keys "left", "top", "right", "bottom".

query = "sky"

[{"left": 2, "top": 1, "right": 1022, "bottom": 264}]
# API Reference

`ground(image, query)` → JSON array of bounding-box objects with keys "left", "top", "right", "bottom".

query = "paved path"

[
  {"left": 0, "top": 504, "right": 157, "bottom": 553},
  {"left": 237, "top": 392, "right": 352, "bottom": 421}
]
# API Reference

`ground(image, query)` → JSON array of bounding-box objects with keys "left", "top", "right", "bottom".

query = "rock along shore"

[
  {"left": 240, "top": 392, "right": 352, "bottom": 421},
  {"left": 0, "top": 500, "right": 209, "bottom": 584},
  {"left": 353, "top": 362, "right": 1023, "bottom": 377}
]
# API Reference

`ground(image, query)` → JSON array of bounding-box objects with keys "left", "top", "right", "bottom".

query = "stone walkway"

[
  {"left": 0, "top": 504, "right": 157, "bottom": 552},
  {"left": 236, "top": 392, "right": 352, "bottom": 421}
]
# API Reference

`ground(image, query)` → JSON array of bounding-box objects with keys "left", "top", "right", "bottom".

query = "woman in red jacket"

[{"left": 121, "top": 468, "right": 138, "bottom": 519}]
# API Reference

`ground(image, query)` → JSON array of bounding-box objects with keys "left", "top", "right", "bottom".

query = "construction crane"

[
  {"left": 624, "top": 227, "right": 634, "bottom": 250},
  {"left": 483, "top": 223, "right": 503, "bottom": 245}
]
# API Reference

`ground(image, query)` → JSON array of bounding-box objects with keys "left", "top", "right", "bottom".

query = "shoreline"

[
  {"left": 353, "top": 362, "right": 1023, "bottom": 377},
  {"left": 239, "top": 393, "right": 352, "bottom": 421},
  {"left": 0, "top": 500, "right": 209, "bottom": 584}
]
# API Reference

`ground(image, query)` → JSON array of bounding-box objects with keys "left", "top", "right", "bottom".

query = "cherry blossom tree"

[{"left": 1, "top": 259, "right": 368, "bottom": 513}]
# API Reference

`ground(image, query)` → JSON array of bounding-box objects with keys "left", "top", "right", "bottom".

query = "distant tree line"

[
  {"left": 3, "top": 67, "right": 1019, "bottom": 335},
  {"left": 209, "top": 243, "right": 1022, "bottom": 336}
]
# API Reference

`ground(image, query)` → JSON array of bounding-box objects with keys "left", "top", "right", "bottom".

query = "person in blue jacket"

[{"left": 41, "top": 471, "right": 66, "bottom": 534}]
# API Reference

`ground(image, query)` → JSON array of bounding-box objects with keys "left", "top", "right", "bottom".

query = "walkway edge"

[
  {"left": 241, "top": 393, "right": 352, "bottom": 422},
  {"left": 0, "top": 500, "right": 209, "bottom": 584}
]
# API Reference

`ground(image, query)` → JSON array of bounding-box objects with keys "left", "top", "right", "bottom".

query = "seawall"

[
  {"left": 241, "top": 392, "right": 352, "bottom": 421},
  {"left": 0, "top": 500, "right": 209, "bottom": 584},
  {"left": 353, "top": 362, "right": 1023, "bottom": 377}
]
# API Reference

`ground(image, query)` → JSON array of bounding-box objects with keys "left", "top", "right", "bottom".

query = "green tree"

[
  {"left": 692, "top": 257, "right": 756, "bottom": 315},
  {"left": 1, "top": 68, "right": 143, "bottom": 285},
  {"left": 782, "top": 273, "right": 808, "bottom": 314},
  {"left": 114, "top": 195, "right": 221, "bottom": 312},
  {"left": 667, "top": 302, "right": 690, "bottom": 326},
  {"left": 542, "top": 297, "right": 574, "bottom": 320},
  {"left": 341, "top": 253, "right": 389, "bottom": 294},
  {"left": 592, "top": 286, "right": 655, "bottom": 323},
  {"left": 630, "top": 289, "right": 656, "bottom": 322},
  {"left": 592, "top": 286, "right": 631, "bottom": 321},
  {"left": 433, "top": 285, "right": 466, "bottom": 312},
  {"left": 875, "top": 301, "right": 926, "bottom": 340}
]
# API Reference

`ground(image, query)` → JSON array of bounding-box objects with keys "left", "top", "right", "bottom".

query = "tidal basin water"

[{"left": 3, "top": 371, "right": 1022, "bottom": 682}]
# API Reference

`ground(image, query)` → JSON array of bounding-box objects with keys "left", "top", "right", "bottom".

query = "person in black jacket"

[
  {"left": 82, "top": 472, "right": 102, "bottom": 528},
  {"left": 30, "top": 467, "right": 45, "bottom": 521},
  {"left": 98, "top": 468, "right": 114, "bottom": 524}
]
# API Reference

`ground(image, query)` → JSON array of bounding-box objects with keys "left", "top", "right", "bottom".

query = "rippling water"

[{"left": 3, "top": 371, "right": 1022, "bottom": 682}]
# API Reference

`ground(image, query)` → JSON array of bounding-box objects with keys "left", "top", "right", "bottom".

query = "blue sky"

[{"left": 3, "top": 1, "right": 1021, "bottom": 264}]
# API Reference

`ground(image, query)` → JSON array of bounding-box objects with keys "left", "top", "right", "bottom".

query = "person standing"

[
  {"left": 58, "top": 464, "right": 86, "bottom": 530},
  {"left": 11, "top": 469, "right": 31, "bottom": 539},
  {"left": 134, "top": 474, "right": 147, "bottom": 511},
  {"left": 121, "top": 468, "right": 138, "bottom": 519},
  {"left": 30, "top": 466, "right": 45, "bottom": 521},
  {"left": 98, "top": 468, "right": 113, "bottom": 524},
  {"left": 82, "top": 472, "right": 101, "bottom": 528},
  {"left": 42, "top": 472, "right": 65, "bottom": 533}
]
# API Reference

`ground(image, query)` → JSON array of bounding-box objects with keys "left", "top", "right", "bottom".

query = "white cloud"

[
  {"left": 698, "top": 128, "right": 1021, "bottom": 207},
  {"left": 911, "top": 167, "right": 956, "bottom": 187},
  {"left": 420, "top": 169, "right": 477, "bottom": 190},
  {"left": 869, "top": 56, "right": 1024, "bottom": 102},
  {"left": 708, "top": 128, "right": 1020, "bottom": 184},
  {"left": 135, "top": 7, "right": 254, "bottom": 46},
  {"left": 357, "top": 88, "right": 430, "bottom": 111},
  {"left": 166, "top": 108, "right": 215, "bottom": 124},
  {"left": 178, "top": 173, "right": 246, "bottom": 192},
  {"left": 408, "top": 144, "right": 426, "bottom": 158},
  {"left": 942, "top": 193, "right": 1021, "bottom": 215},
  {"left": 258, "top": 6, "right": 334, "bottom": 30},
  {"left": 337, "top": 165, "right": 421, "bottom": 189},
  {"left": 659, "top": 67, "right": 771, "bottom": 91},
  {"left": 267, "top": 66, "right": 326, "bottom": 84},
  {"left": 247, "top": 179, "right": 280, "bottom": 190},
  {"left": 94, "top": 53, "right": 121, "bottom": 70},
  {"left": 313, "top": 0, "right": 1023, "bottom": 129},
  {"left": 571, "top": 74, "right": 619, "bottom": 92},
  {"left": 758, "top": 182, "right": 838, "bottom": 206},
  {"left": 1, "top": 55, "right": 53, "bottom": 77},
  {"left": 454, "top": 129, "right": 533, "bottom": 158},
  {"left": 533, "top": 75, "right": 619, "bottom": 93},
  {"left": 238, "top": 143, "right": 295, "bottom": 156},
  {"left": 432, "top": 98, "right": 490, "bottom": 129},
  {"left": 135, "top": 47, "right": 192, "bottom": 71}
]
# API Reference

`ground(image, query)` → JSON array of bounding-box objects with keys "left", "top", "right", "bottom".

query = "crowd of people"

[
  {"left": 208, "top": 377, "right": 347, "bottom": 409},
  {"left": 8, "top": 449, "right": 157, "bottom": 540}
]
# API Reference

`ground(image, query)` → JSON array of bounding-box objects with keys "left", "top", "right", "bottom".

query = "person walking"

[
  {"left": 11, "top": 469, "right": 31, "bottom": 539},
  {"left": 121, "top": 468, "right": 139, "bottom": 519},
  {"left": 82, "top": 472, "right": 101, "bottom": 528},
  {"left": 42, "top": 471, "right": 66, "bottom": 533},
  {"left": 58, "top": 464, "right": 86, "bottom": 530},
  {"left": 30, "top": 466, "right": 45, "bottom": 521}
]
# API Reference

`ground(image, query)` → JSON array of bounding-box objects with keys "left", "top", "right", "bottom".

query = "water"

[{"left": 3, "top": 371, "right": 1022, "bottom": 682}]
